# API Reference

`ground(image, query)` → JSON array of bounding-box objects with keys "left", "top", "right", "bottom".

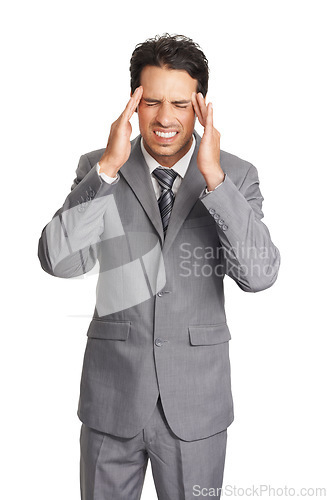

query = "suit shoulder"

[
  {"left": 70, "top": 147, "right": 106, "bottom": 190},
  {"left": 83, "top": 147, "right": 107, "bottom": 166},
  {"left": 220, "top": 149, "right": 255, "bottom": 186},
  {"left": 220, "top": 149, "right": 253, "bottom": 171}
]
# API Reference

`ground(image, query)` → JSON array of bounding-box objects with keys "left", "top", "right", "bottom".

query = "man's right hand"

[{"left": 98, "top": 86, "right": 143, "bottom": 177}]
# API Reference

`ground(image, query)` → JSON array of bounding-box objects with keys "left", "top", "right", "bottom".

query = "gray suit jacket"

[{"left": 38, "top": 130, "right": 280, "bottom": 441}]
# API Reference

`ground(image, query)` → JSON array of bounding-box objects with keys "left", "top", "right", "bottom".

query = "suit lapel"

[
  {"left": 119, "top": 131, "right": 206, "bottom": 253},
  {"left": 162, "top": 130, "right": 206, "bottom": 255},
  {"left": 120, "top": 136, "right": 165, "bottom": 244}
]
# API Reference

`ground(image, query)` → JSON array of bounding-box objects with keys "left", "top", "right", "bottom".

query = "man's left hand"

[{"left": 191, "top": 92, "right": 225, "bottom": 191}]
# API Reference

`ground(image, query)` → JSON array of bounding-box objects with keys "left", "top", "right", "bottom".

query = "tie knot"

[{"left": 152, "top": 167, "right": 178, "bottom": 191}]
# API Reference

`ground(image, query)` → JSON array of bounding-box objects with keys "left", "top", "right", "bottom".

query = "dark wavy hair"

[{"left": 130, "top": 33, "right": 209, "bottom": 96}]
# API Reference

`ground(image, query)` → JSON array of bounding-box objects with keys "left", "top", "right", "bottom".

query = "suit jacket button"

[
  {"left": 213, "top": 213, "right": 220, "bottom": 220},
  {"left": 209, "top": 208, "right": 215, "bottom": 215},
  {"left": 155, "top": 338, "right": 164, "bottom": 347},
  {"left": 218, "top": 219, "right": 224, "bottom": 226},
  {"left": 222, "top": 224, "right": 228, "bottom": 231}
]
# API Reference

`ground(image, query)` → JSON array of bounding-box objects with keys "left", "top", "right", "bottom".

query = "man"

[{"left": 38, "top": 34, "right": 280, "bottom": 499}]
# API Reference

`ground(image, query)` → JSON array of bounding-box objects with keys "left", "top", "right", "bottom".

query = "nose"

[{"left": 155, "top": 101, "right": 175, "bottom": 127}]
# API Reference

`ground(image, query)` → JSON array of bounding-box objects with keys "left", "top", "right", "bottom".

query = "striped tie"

[{"left": 152, "top": 167, "right": 179, "bottom": 237}]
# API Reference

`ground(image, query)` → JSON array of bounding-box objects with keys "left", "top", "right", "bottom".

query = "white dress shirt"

[{"left": 96, "top": 134, "right": 224, "bottom": 197}]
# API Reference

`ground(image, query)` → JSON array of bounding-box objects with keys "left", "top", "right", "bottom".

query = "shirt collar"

[{"left": 140, "top": 134, "right": 196, "bottom": 179}]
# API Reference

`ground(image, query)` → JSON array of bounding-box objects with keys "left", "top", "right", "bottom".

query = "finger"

[
  {"left": 123, "top": 86, "right": 143, "bottom": 121},
  {"left": 205, "top": 102, "right": 213, "bottom": 131},
  {"left": 124, "top": 86, "right": 142, "bottom": 121},
  {"left": 127, "top": 86, "right": 143, "bottom": 120},
  {"left": 192, "top": 92, "right": 205, "bottom": 126},
  {"left": 196, "top": 92, "right": 208, "bottom": 123}
]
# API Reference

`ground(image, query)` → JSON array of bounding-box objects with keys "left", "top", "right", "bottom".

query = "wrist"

[
  {"left": 203, "top": 170, "right": 225, "bottom": 191},
  {"left": 98, "top": 157, "right": 120, "bottom": 178}
]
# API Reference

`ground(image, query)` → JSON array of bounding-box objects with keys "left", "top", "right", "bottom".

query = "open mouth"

[
  {"left": 153, "top": 130, "right": 179, "bottom": 142},
  {"left": 154, "top": 131, "right": 178, "bottom": 138}
]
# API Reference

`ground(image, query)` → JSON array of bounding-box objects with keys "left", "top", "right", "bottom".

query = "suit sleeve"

[
  {"left": 38, "top": 153, "right": 120, "bottom": 278},
  {"left": 200, "top": 164, "right": 280, "bottom": 292}
]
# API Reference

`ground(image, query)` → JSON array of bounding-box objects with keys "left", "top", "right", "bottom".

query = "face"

[{"left": 136, "top": 65, "right": 198, "bottom": 167}]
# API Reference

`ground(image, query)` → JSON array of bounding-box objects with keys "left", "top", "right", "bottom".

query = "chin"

[{"left": 150, "top": 143, "right": 179, "bottom": 156}]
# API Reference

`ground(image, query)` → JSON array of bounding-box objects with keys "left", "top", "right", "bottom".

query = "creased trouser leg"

[
  {"left": 80, "top": 422, "right": 148, "bottom": 500},
  {"left": 79, "top": 396, "right": 227, "bottom": 500}
]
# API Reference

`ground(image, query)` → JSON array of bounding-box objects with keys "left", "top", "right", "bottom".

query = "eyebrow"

[{"left": 143, "top": 98, "right": 191, "bottom": 105}]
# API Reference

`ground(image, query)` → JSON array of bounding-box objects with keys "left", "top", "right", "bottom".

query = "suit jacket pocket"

[
  {"left": 86, "top": 319, "right": 131, "bottom": 340},
  {"left": 188, "top": 323, "right": 231, "bottom": 346}
]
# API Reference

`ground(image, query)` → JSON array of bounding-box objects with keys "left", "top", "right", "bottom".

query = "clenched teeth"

[{"left": 155, "top": 131, "right": 177, "bottom": 138}]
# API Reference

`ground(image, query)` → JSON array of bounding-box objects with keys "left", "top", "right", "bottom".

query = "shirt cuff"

[
  {"left": 96, "top": 162, "right": 120, "bottom": 184},
  {"left": 204, "top": 173, "right": 226, "bottom": 194}
]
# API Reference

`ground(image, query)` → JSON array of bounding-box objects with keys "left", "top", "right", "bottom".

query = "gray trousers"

[{"left": 80, "top": 396, "right": 227, "bottom": 499}]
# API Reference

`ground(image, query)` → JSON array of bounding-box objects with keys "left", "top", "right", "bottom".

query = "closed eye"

[
  {"left": 143, "top": 99, "right": 191, "bottom": 109},
  {"left": 147, "top": 103, "right": 188, "bottom": 109}
]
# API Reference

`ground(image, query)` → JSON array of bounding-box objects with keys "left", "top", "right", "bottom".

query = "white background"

[{"left": 2, "top": 0, "right": 326, "bottom": 498}]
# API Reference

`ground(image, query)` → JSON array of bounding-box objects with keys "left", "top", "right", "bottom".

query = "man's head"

[{"left": 129, "top": 34, "right": 209, "bottom": 167}]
